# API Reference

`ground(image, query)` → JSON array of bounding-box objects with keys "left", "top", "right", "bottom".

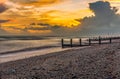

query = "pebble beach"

[{"left": 0, "top": 42, "right": 120, "bottom": 79}]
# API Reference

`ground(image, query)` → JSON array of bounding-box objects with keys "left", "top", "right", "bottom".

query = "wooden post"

[
  {"left": 70, "top": 39, "right": 73, "bottom": 47},
  {"left": 61, "top": 39, "right": 64, "bottom": 48},
  {"left": 79, "top": 38, "right": 82, "bottom": 46},
  {"left": 89, "top": 38, "right": 91, "bottom": 45},
  {"left": 99, "top": 36, "right": 101, "bottom": 44},
  {"left": 110, "top": 38, "right": 112, "bottom": 44}
]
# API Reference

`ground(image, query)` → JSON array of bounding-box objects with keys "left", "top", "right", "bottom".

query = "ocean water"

[
  {"left": 0, "top": 36, "right": 91, "bottom": 63},
  {"left": 0, "top": 38, "right": 61, "bottom": 53},
  {"left": 0, "top": 37, "right": 72, "bottom": 63}
]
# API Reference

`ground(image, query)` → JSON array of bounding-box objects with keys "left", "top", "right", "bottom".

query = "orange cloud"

[
  {"left": 0, "top": 0, "right": 6, "bottom": 4},
  {"left": 27, "top": 29, "right": 52, "bottom": 34},
  {"left": 10, "top": 0, "right": 65, "bottom": 6},
  {"left": 2, "top": 8, "right": 93, "bottom": 30},
  {"left": 3, "top": 27, "right": 23, "bottom": 33},
  {"left": 36, "top": 9, "right": 93, "bottom": 28}
]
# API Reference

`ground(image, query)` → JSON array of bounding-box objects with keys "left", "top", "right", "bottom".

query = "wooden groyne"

[{"left": 61, "top": 36, "right": 120, "bottom": 48}]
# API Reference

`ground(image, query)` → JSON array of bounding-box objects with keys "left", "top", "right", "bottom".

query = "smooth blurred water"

[{"left": 0, "top": 38, "right": 61, "bottom": 53}]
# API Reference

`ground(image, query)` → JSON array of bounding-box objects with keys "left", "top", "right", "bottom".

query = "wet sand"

[{"left": 0, "top": 43, "right": 120, "bottom": 79}]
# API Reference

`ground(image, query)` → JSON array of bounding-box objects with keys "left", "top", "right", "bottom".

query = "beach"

[
  {"left": 0, "top": 41, "right": 120, "bottom": 79},
  {"left": 0, "top": 0, "right": 120, "bottom": 78},
  {"left": 0, "top": 38, "right": 65, "bottom": 63},
  {"left": 0, "top": 38, "right": 87, "bottom": 63}
]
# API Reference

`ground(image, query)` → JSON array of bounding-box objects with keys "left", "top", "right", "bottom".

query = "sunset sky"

[{"left": 0, "top": 0, "right": 120, "bottom": 35}]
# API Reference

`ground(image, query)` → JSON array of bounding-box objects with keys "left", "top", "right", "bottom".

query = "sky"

[{"left": 0, "top": 0, "right": 120, "bottom": 35}]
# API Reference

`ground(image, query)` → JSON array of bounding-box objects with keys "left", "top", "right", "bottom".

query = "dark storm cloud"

[
  {"left": 0, "top": 4, "right": 9, "bottom": 24},
  {"left": 0, "top": 20, "right": 9, "bottom": 23},
  {"left": 78, "top": 1, "right": 120, "bottom": 35},
  {"left": 0, "top": 3, "right": 8, "bottom": 13},
  {"left": 89, "top": 1, "right": 114, "bottom": 17},
  {"left": 0, "top": 4, "right": 9, "bottom": 34}
]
